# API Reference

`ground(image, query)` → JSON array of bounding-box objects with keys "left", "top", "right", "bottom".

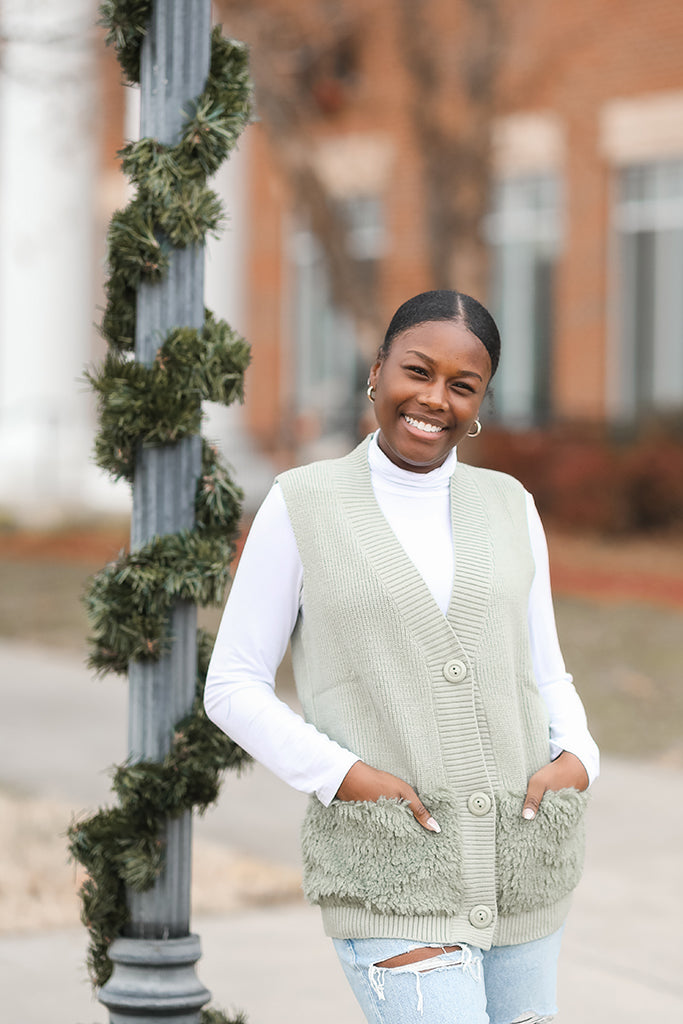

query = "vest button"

[
  {"left": 442, "top": 658, "right": 467, "bottom": 683},
  {"left": 467, "top": 791, "right": 492, "bottom": 816},
  {"left": 469, "top": 905, "right": 494, "bottom": 928}
]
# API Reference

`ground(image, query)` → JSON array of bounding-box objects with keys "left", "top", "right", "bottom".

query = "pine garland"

[
  {"left": 87, "top": 315, "right": 250, "bottom": 481},
  {"left": 70, "top": 633, "right": 248, "bottom": 982},
  {"left": 100, "top": 23, "right": 253, "bottom": 353},
  {"left": 68, "top": 0, "right": 255, "bottom": 1006}
]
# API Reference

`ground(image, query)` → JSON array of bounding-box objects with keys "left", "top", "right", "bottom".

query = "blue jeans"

[{"left": 332, "top": 927, "right": 563, "bottom": 1024}]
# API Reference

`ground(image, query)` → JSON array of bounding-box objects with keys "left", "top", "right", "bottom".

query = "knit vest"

[{"left": 277, "top": 437, "right": 587, "bottom": 950}]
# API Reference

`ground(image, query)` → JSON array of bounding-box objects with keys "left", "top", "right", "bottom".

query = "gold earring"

[
  {"left": 366, "top": 379, "right": 376, "bottom": 402},
  {"left": 467, "top": 419, "right": 482, "bottom": 437}
]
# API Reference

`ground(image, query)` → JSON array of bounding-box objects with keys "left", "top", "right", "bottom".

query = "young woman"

[{"left": 205, "top": 290, "right": 599, "bottom": 1024}]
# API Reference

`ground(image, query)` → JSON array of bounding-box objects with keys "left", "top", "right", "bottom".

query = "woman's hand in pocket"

[
  {"left": 336, "top": 760, "right": 441, "bottom": 833},
  {"left": 522, "top": 751, "right": 589, "bottom": 820}
]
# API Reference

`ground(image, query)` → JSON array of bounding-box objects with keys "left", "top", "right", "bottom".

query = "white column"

[
  {"left": 0, "top": 0, "right": 101, "bottom": 522},
  {"left": 204, "top": 133, "right": 276, "bottom": 510}
]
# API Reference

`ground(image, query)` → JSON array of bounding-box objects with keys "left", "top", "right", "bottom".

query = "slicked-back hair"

[{"left": 379, "top": 290, "right": 500, "bottom": 377}]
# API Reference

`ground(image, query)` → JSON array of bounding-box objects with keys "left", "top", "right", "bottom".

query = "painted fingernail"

[
  {"left": 522, "top": 807, "right": 535, "bottom": 820},
  {"left": 426, "top": 817, "right": 441, "bottom": 833}
]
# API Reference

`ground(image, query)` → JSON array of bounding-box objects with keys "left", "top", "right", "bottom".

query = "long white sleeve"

[
  {"left": 526, "top": 494, "right": 600, "bottom": 783},
  {"left": 205, "top": 441, "right": 599, "bottom": 804},
  {"left": 204, "top": 485, "right": 360, "bottom": 806}
]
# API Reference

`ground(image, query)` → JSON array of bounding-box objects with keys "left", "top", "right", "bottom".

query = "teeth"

[{"left": 404, "top": 415, "right": 445, "bottom": 434}]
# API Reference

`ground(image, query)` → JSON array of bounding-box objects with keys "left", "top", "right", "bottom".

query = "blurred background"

[
  {"left": 1, "top": 1, "right": 683, "bottom": 1021},
  {"left": 3, "top": 0, "right": 683, "bottom": 522}
]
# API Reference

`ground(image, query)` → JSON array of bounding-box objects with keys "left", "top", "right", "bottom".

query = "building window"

[
  {"left": 487, "top": 174, "right": 562, "bottom": 427},
  {"left": 290, "top": 196, "right": 384, "bottom": 446},
  {"left": 614, "top": 158, "right": 683, "bottom": 421}
]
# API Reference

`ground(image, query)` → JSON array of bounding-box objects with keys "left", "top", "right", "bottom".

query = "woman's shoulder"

[
  {"left": 458, "top": 460, "right": 527, "bottom": 493},
  {"left": 277, "top": 437, "right": 371, "bottom": 494},
  {"left": 457, "top": 462, "right": 531, "bottom": 515}
]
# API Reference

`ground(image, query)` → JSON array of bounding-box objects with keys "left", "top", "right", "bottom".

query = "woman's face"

[{"left": 369, "top": 319, "right": 492, "bottom": 474}]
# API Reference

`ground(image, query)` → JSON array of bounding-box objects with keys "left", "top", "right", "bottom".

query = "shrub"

[{"left": 463, "top": 424, "right": 683, "bottom": 535}]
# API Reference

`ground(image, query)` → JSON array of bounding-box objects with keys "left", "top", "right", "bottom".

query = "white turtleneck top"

[{"left": 205, "top": 434, "right": 599, "bottom": 805}]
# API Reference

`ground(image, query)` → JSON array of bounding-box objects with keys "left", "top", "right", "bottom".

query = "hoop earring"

[
  {"left": 466, "top": 419, "right": 482, "bottom": 437},
  {"left": 366, "top": 379, "right": 376, "bottom": 403}
]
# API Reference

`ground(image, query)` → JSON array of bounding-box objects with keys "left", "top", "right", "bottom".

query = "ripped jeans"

[{"left": 332, "top": 927, "right": 563, "bottom": 1024}]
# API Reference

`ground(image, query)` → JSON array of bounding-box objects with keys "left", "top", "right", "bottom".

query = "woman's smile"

[{"left": 401, "top": 414, "right": 447, "bottom": 434}]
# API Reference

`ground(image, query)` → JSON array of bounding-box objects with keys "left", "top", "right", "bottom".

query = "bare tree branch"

[
  {"left": 220, "top": 0, "right": 502, "bottom": 324},
  {"left": 397, "top": 0, "right": 503, "bottom": 299},
  {"left": 221, "top": 0, "right": 384, "bottom": 341}
]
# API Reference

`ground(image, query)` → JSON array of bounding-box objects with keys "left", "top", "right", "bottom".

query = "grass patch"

[{"left": 556, "top": 596, "right": 683, "bottom": 763}]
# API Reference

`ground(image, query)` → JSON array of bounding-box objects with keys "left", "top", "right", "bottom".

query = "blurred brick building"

[
  {"left": 2, "top": 1, "right": 683, "bottom": 521},
  {"left": 206, "top": 0, "right": 683, "bottom": 467}
]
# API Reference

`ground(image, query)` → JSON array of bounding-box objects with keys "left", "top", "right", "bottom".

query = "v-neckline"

[{"left": 333, "top": 438, "right": 494, "bottom": 661}]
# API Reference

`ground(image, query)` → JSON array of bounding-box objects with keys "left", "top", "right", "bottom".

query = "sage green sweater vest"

[{"left": 277, "top": 437, "right": 587, "bottom": 950}]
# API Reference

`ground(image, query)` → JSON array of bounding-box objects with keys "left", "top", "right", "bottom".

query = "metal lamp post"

[{"left": 99, "top": 2, "right": 212, "bottom": 1020}]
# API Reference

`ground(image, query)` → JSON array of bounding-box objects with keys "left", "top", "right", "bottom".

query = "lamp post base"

[{"left": 99, "top": 933, "right": 211, "bottom": 1024}]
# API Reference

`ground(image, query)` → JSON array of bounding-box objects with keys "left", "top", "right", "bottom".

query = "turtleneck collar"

[{"left": 368, "top": 430, "right": 458, "bottom": 492}]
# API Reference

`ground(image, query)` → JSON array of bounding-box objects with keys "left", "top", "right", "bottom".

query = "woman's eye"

[
  {"left": 452, "top": 381, "right": 475, "bottom": 393},
  {"left": 406, "top": 365, "right": 429, "bottom": 377}
]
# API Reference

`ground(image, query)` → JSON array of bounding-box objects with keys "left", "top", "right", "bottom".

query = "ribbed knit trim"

[
  {"left": 320, "top": 894, "right": 574, "bottom": 951},
  {"left": 494, "top": 895, "right": 573, "bottom": 947},
  {"left": 447, "top": 465, "right": 494, "bottom": 658},
  {"left": 333, "top": 440, "right": 454, "bottom": 639}
]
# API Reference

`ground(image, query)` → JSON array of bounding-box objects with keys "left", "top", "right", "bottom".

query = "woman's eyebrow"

[
  {"left": 405, "top": 350, "right": 484, "bottom": 382},
  {"left": 405, "top": 349, "right": 435, "bottom": 365}
]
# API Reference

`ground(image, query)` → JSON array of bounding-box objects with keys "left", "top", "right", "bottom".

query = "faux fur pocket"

[
  {"left": 300, "top": 791, "right": 464, "bottom": 916},
  {"left": 495, "top": 787, "right": 589, "bottom": 915}
]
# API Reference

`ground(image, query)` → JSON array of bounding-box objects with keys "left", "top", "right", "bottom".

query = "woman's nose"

[{"left": 418, "top": 380, "right": 448, "bottom": 409}]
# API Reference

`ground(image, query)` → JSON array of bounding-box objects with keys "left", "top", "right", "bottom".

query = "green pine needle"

[
  {"left": 200, "top": 1011, "right": 248, "bottom": 1024},
  {"left": 99, "top": 0, "right": 152, "bottom": 84}
]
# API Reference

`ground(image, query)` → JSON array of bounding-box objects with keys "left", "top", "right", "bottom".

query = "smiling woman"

[{"left": 204, "top": 289, "right": 598, "bottom": 1024}]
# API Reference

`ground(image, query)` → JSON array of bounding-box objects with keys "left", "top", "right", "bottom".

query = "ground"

[
  {"left": 1, "top": 519, "right": 683, "bottom": 932},
  {"left": 0, "top": 789, "right": 302, "bottom": 934}
]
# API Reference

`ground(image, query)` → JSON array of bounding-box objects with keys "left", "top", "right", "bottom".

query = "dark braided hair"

[{"left": 379, "top": 290, "right": 500, "bottom": 377}]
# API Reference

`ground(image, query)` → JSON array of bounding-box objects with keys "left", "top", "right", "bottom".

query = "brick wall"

[{"left": 189, "top": 3, "right": 683, "bottom": 449}]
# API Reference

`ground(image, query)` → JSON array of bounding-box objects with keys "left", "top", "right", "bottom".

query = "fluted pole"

[{"left": 99, "top": 2, "right": 211, "bottom": 1020}]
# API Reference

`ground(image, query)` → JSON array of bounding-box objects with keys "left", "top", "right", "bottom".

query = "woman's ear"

[{"left": 369, "top": 358, "right": 382, "bottom": 388}]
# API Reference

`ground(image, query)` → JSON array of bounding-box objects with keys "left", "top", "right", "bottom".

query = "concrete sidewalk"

[{"left": 1, "top": 640, "right": 683, "bottom": 1022}]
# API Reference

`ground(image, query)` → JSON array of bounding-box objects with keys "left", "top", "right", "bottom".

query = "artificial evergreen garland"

[
  {"left": 88, "top": 315, "right": 249, "bottom": 483},
  {"left": 67, "top": 0, "right": 254, "bottom": 1005}
]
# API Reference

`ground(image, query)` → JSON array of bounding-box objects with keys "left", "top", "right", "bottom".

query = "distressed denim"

[{"left": 332, "top": 927, "right": 563, "bottom": 1024}]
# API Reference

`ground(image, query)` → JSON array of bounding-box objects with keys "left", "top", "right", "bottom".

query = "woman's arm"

[
  {"left": 524, "top": 492, "right": 600, "bottom": 808},
  {"left": 205, "top": 484, "right": 437, "bottom": 828},
  {"left": 204, "top": 484, "right": 360, "bottom": 806}
]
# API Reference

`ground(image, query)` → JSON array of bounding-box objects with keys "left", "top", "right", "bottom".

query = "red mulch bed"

[
  {"left": 545, "top": 530, "right": 683, "bottom": 609},
  {"left": 0, "top": 527, "right": 130, "bottom": 565},
  {"left": 549, "top": 562, "right": 683, "bottom": 609}
]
